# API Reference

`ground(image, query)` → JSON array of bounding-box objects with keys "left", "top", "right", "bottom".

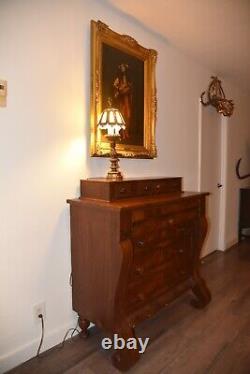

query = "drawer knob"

[
  {"left": 144, "top": 185, "right": 149, "bottom": 191},
  {"left": 168, "top": 218, "right": 174, "bottom": 224},
  {"left": 135, "top": 266, "right": 144, "bottom": 275},
  {"left": 138, "top": 293, "right": 145, "bottom": 301},
  {"left": 119, "top": 187, "right": 126, "bottom": 193},
  {"left": 137, "top": 240, "right": 145, "bottom": 247},
  {"left": 178, "top": 248, "right": 184, "bottom": 254},
  {"left": 156, "top": 184, "right": 161, "bottom": 190}
]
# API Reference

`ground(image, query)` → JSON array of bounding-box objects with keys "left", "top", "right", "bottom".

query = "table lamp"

[{"left": 98, "top": 105, "right": 126, "bottom": 180}]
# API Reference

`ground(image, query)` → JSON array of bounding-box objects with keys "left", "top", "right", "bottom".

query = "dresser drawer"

[
  {"left": 113, "top": 183, "right": 134, "bottom": 199},
  {"left": 131, "top": 198, "right": 200, "bottom": 223},
  {"left": 129, "top": 227, "right": 195, "bottom": 288},
  {"left": 81, "top": 177, "right": 182, "bottom": 201},
  {"left": 130, "top": 245, "right": 175, "bottom": 280},
  {"left": 152, "top": 179, "right": 181, "bottom": 195},
  {"left": 162, "top": 208, "right": 199, "bottom": 228},
  {"left": 136, "top": 181, "right": 153, "bottom": 196},
  {"left": 131, "top": 218, "right": 160, "bottom": 251},
  {"left": 134, "top": 179, "right": 182, "bottom": 197},
  {"left": 127, "top": 262, "right": 179, "bottom": 311},
  {"left": 158, "top": 199, "right": 199, "bottom": 218},
  {"left": 131, "top": 208, "right": 198, "bottom": 252}
]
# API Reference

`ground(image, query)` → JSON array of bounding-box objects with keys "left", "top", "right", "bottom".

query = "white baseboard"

[
  {"left": 208, "top": 237, "right": 238, "bottom": 254},
  {"left": 226, "top": 237, "right": 238, "bottom": 250},
  {"left": 0, "top": 322, "right": 93, "bottom": 373}
]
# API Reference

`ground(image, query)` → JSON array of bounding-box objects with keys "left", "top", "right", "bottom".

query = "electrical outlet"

[{"left": 33, "top": 302, "right": 46, "bottom": 322}]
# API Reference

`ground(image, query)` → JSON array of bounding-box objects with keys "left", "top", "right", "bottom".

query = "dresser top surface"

[
  {"left": 68, "top": 191, "right": 208, "bottom": 209},
  {"left": 83, "top": 177, "right": 181, "bottom": 183}
]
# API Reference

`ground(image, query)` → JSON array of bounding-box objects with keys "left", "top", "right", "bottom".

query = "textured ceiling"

[{"left": 106, "top": 0, "right": 250, "bottom": 92}]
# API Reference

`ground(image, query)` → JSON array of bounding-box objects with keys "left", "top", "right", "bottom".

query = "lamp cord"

[
  {"left": 36, "top": 315, "right": 81, "bottom": 359},
  {"left": 60, "top": 318, "right": 80, "bottom": 348},
  {"left": 36, "top": 314, "right": 44, "bottom": 357}
]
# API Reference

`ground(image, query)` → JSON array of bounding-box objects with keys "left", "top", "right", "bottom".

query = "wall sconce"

[
  {"left": 200, "top": 76, "right": 234, "bottom": 117},
  {"left": 98, "top": 105, "right": 125, "bottom": 180}
]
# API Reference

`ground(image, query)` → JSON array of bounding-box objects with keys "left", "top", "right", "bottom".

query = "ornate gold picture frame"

[{"left": 90, "top": 20, "right": 157, "bottom": 159}]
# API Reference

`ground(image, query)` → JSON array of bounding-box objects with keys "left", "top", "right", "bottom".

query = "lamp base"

[
  {"left": 106, "top": 154, "right": 123, "bottom": 180},
  {"left": 107, "top": 170, "right": 123, "bottom": 180},
  {"left": 106, "top": 136, "right": 123, "bottom": 181}
]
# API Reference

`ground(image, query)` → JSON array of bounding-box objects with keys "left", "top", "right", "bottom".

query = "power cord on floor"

[
  {"left": 60, "top": 318, "right": 81, "bottom": 348},
  {"left": 36, "top": 315, "right": 81, "bottom": 359},
  {"left": 36, "top": 314, "right": 44, "bottom": 357}
]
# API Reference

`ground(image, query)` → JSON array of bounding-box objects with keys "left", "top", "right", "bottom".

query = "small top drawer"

[
  {"left": 113, "top": 183, "right": 134, "bottom": 199},
  {"left": 81, "top": 177, "right": 182, "bottom": 201},
  {"left": 152, "top": 179, "right": 181, "bottom": 194},
  {"left": 136, "top": 181, "right": 153, "bottom": 196}
]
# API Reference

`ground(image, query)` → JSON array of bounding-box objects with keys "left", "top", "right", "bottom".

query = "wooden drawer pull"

[
  {"left": 137, "top": 293, "right": 145, "bottom": 301},
  {"left": 168, "top": 218, "right": 174, "bottom": 224},
  {"left": 156, "top": 184, "right": 161, "bottom": 190},
  {"left": 136, "top": 240, "right": 145, "bottom": 247},
  {"left": 178, "top": 249, "right": 184, "bottom": 254},
  {"left": 144, "top": 185, "right": 149, "bottom": 191},
  {"left": 119, "top": 187, "right": 126, "bottom": 193},
  {"left": 135, "top": 266, "right": 144, "bottom": 275}
]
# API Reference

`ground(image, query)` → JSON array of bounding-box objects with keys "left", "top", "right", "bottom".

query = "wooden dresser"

[{"left": 67, "top": 177, "right": 211, "bottom": 371}]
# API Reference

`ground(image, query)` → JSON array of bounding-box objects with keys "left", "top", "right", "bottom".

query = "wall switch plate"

[
  {"left": 0, "top": 80, "right": 7, "bottom": 97},
  {"left": 33, "top": 302, "right": 46, "bottom": 322}
]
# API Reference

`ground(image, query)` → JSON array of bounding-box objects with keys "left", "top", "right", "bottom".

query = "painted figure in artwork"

[{"left": 113, "top": 63, "right": 132, "bottom": 140}]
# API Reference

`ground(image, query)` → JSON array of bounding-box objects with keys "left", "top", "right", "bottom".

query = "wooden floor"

[{"left": 8, "top": 240, "right": 250, "bottom": 374}]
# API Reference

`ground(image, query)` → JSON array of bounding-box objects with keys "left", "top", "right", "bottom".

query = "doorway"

[{"left": 198, "top": 103, "right": 227, "bottom": 256}]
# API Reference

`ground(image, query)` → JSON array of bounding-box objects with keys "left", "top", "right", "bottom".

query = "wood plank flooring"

[{"left": 8, "top": 240, "right": 250, "bottom": 374}]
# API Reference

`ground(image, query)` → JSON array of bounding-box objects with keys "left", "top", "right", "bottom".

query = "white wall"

[{"left": 0, "top": 0, "right": 249, "bottom": 371}]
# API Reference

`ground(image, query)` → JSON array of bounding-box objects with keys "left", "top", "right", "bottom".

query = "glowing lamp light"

[{"left": 97, "top": 107, "right": 126, "bottom": 180}]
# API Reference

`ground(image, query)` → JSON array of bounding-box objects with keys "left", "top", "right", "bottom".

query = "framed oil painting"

[{"left": 90, "top": 20, "right": 157, "bottom": 159}]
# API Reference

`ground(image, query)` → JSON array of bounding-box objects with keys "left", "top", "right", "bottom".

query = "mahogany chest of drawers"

[{"left": 67, "top": 177, "right": 211, "bottom": 371}]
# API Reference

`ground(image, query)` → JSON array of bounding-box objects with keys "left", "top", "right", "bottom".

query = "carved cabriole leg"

[
  {"left": 111, "top": 239, "right": 140, "bottom": 371},
  {"left": 191, "top": 213, "right": 211, "bottom": 309},
  {"left": 191, "top": 270, "right": 211, "bottom": 308},
  {"left": 111, "top": 323, "right": 140, "bottom": 372},
  {"left": 78, "top": 316, "right": 90, "bottom": 338}
]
